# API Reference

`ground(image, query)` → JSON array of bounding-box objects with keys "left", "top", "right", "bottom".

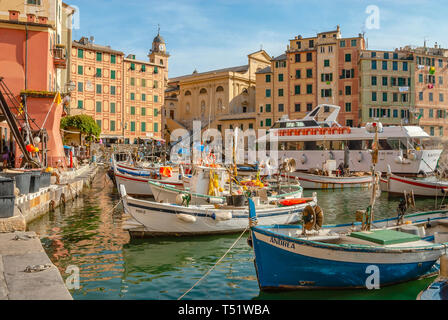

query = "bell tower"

[{"left": 149, "top": 25, "right": 170, "bottom": 69}]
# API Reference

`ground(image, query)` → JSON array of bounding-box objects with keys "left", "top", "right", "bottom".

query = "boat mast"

[{"left": 368, "top": 123, "right": 380, "bottom": 231}]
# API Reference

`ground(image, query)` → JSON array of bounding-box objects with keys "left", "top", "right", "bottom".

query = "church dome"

[{"left": 153, "top": 34, "right": 165, "bottom": 44}]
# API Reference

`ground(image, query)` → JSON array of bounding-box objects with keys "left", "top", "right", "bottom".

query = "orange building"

[{"left": 69, "top": 34, "right": 168, "bottom": 143}]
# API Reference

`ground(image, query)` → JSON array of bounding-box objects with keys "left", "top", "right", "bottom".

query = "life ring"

[
  {"left": 314, "top": 206, "right": 324, "bottom": 230},
  {"left": 302, "top": 205, "right": 316, "bottom": 231}
]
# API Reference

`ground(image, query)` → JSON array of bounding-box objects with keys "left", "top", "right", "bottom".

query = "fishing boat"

[
  {"left": 381, "top": 166, "right": 448, "bottom": 197},
  {"left": 120, "top": 184, "right": 317, "bottom": 237},
  {"left": 417, "top": 255, "right": 448, "bottom": 300},
  {"left": 249, "top": 121, "right": 448, "bottom": 291},
  {"left": 248, "top": 200, "right": 448, "bottom": 290},
  {"left": 113, "top": 160, "right": 185, "bottom": 197},
  {"left": 291, "top": 171, "right": 373, "bottom": 189},
  {"left": 259, "top": 104, "right": 442, "bottom": 176}
]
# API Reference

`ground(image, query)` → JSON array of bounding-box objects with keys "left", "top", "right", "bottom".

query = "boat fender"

[
  {"left": 301, "top": 154, "right": 308, "bottom": 165},
  {"left": 212, "top": 211, "right": 233, "bottom": 221},
  {"left": 395, "top": 156, "right": 404, "bottom": 164},
  {"left": 177, "top": 214, "right": 197, "bottom": 223}
]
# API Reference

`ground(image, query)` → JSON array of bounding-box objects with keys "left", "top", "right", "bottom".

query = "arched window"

[
  {"left": 199, "top": 88, "right": 207, "bottom": 94},
  {"left": 201, "top": 100, "right": 206, "bottom": 113},
  {"left": 185, "top": 90, "right": 192, "bottom": 96},
  {"left": 216, "top": 86, "right": 224, "bottom": 92}
]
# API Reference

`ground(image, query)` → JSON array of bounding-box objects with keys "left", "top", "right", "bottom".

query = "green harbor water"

[{"left": 28, "top": 169, "right": 442, "bottom": 300}]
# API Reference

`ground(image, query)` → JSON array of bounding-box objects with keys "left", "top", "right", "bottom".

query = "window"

[
  {"left": 430, "top": 127, "right": 434, "bottom": 136},
  {"left": 111, "top": 55, "right": 116, "bottom": 64},
  {"left": 110, "top": 120, "right": 116, "bottom": 132},
  {"left": 295, "top": 54, "right": 301, "bottom": 63},
  {"left": 345, "top": 54, "right": 351, "bottom": 62},
  {"left": 393, "top": 93, "right": 398, "bottom": 102},
  {"left": 306, "top": 84, "right": 313, "bottom": 94},
  {"left": 96, "top": 52, "right": 102, "bottom": 62},
  {"left": 439, "top": 77, "right": 444, "bottom": 85},
  {"left": 142, "top": 79, "right": 146, "bottom": 87},
  {"left": 440, "top": 127, "right": 444, "bottom": 137},
  {"left": 130, "top": 77, "right": 135, "bottom": 86},
  {"left": 345, "top": 86, "right": 351, "bottom": 95},
  {"left": 266, "top": 119, "right": 272, "bottom": 127},
  {"left": 307, "top": 103, "right": 313, "bottom": 112},
  {"left": 110, "top": 103, "right": 116, "bottom": 114},
  {"left": 429, "top": 109, "right": 434, "bottom": 118},
  {"left": 321, "top": 89, "right": 332, "bottom": 97},
  {"left": 371, "top": 76, "right": 377, "bottom": 86},
  {"left": 141, "top": 65, "right": 146, "bottom": 72},
  {"left": 346, "top": 119, "right": 353, "bottom": 127},
  {"left": 401, "top": 94, "right": 408, "bottom": 102},
  {"left": 390, "top": 61, "right": 397, "bottom": 71},
  {"left": 218, "top": 125, "right": 222, "bottom": 132},
  {"left": 154, "top": 95, "right": 159, "bottom": 103},
  {"left": 371, "top": 51, "right": 376, "bottom": 58},
  {"left": 306, "top": 52, "right": 312, "bottom": 62},
  {"left": 403, "top": 62, "right": 408, "bottom": 71},
  {"left": 384, "top": 52, "right": 389, "bottom": 59},
  {"left": 419, "top": 74, "right": 423, "bottom": 83},
  {"left": 295, "top": 104, "right": 301, "bottom": 112},
  {"left": 78, "top": 65, "right": 83, "bottom": 75},
  {"left": 266, "top": 89, "right": 271, "bottom": 98},
  {"left": 130, "top": 106, "right": 136, "bottom": 115},
  {"left": 265, "top": 104, "right": 271, "bottom": 112},
  {"left": 130, "top": 63, "right": 135, "bottom": 71},
  {"left": 111, "top": 86, "right": 116, "bottom": 95},
  {"left": 321, "top": 73, "right": 333, "bottom": 82},
  {"left": 393, "top": 109, "right": 398, "bottom": 118},
  {"left": 154, "top": 123, "right": 159, "bottom": 133},
  {"left": 142, "top": 93, "right": 146, "bottom": 101},
  {"left": 77, "top": 82, "right": 83, "bottom": 92},
  {"left": 141, "top": 122, "right": 146, "bottom": 132},
  {"left": 96, "top": 68, "right": 101, "bottom": 77},
  {"left": 371, "top": 60, "right": 377, "bottom": 70},
  {"left": 260, "top": 121, "right": 264, "bottom": 127},
  {"left": 154, "top": 108, "right": 159, "bottom": 117},
  {"left": 419, "top": 92, "right": 423, "bottom": 101},
  {"left": 351, "top": 39, "right": 357, "bottom": 47},
  {"left": 77, "top": 49, "right": 84, "bottom": 58},
  {"left": 393, "top": 53, "right": 398, "bottom": 59},
  {"left": 130, "top": 93, "right": 135, "bottom": 100},
  {"left": 77, "top": 100, "right": 83, "bottom": 109},
  {"left": 439, "top": 59, "right": 443, "bottom": 68},
  {"left": 382, "top": 76, "right": 388, "bottom": 86},
  {"left": 383, "top": 92, "right": 388, "bottom": 102},
  {"left": 295, "top": 70, "right": 301, "bottom": 79},
  {"left": 440, "top": 94, "right": 444, "bottom": 102},
  {"left": 154, "top": 66, "right": 158, "bottom": 74},
  {"left": 295, "top": 85, "right": 300, "bottom": 95},
  {"left": 265, "top": 74, "right": 271, "bottom": 83},
  {"left": 306, "top": 69, "right": 313, "bottom": 78},
  {"left": 309, "top": 40, "right": 314, "bottom": 48},
  {"left": 96, "top": 120, "right": 101, "bottom": 129},
  {"left": 340, "top": 40, "right": 346, "bottom": 47},
  {"left": 429, "top": 92, "right": 434, "bottom": 102},
  {"left": 111, "top": 70, "right": 116, "bottom": 79},
  {"left": 278, "top": 104, "right": 284, "bottom": 112},
  {"left": 141, "top": 107, "right": 146, "bottom": 116},
  {"left": 324, "top": 59, "right": 330, "bottom": 67},
  {"left": 249, "top": 123, "right": 253, "bottom": 129},
  {"left": 382, "top": 61, "right": 388, "bottom": 70},
  {"left": 278, "top": 74, "right": 284, "bottom": 82},
  {"left": 130, "top": 122, "right": 135, "bottom": 132},
  {"left": 96, "top": 101, "right": 102, "bottom": 113},
  {"left": 372, "top": 92, "right": 377, "bottom": 102},
  {"left": 96, "top": 84, "right": 102, "bottom": 94},
  {"left": 345, "top": 103, "right": 352, "bottom": 112},
  {"left": 154, "top": 80, "right": 158, "bottom": 88}
]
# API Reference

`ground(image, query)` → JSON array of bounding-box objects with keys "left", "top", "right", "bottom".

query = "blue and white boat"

[
  {"left": 418, "top": 254, "right": 448, "bottom": 300},
  {"left": 248, "top": 198, "right": 448, "bottom": 291}
]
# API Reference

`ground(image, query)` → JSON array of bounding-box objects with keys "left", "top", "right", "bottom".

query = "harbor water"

[{"left": 28, "top": 169, "right": 441, "bottom": 300}]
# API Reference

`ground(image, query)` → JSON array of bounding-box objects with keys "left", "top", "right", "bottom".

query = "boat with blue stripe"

[{"left": 248, "top": 198, "right": 448, "bottom": 291}]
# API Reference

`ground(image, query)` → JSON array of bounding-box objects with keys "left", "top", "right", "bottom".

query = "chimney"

[
  {"left": 38, "top": 16, "right": 48, "bottom": 24},
  {"left": 90, "top": 36, "right": 95, "bottom": 44},
  {"left": 27, "top": 14, "right": 36, "bottom": 23}
]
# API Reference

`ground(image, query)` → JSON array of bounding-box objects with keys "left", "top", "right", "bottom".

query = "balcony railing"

[{"left": 52, "top": 47, "right": 67, "bottom": 69}]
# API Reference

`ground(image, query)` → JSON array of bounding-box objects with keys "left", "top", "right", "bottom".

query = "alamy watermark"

[
  {"left": 365, "top": 5, "right": 380, "bottom": 30},
  {"left": 65, "top": 265, "right": 80, "bottom": 290},
  {"left": 365, "top": 265, "right": 380, "bottom": 290}
]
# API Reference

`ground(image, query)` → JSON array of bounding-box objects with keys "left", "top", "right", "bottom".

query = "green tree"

[{"left": 61, "top": 115, "right": 101, "bottom": 140}]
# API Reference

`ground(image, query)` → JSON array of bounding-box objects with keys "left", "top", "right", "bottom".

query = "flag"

[{"left": 54, "top": 92, "right": 62, "bottom": 105}]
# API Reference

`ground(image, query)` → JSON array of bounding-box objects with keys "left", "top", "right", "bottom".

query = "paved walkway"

[{"left": 0, "top": 232, "right": 72, "bottom": 300}]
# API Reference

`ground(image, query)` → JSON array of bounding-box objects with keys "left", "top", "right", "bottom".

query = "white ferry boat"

[{"left": 259, "top": 104, "right": 442, "bottom": 176}]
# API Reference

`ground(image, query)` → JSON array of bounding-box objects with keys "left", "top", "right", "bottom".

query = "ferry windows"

[
  {"left": 304, "top": 141, "right": 318, "bottom": 150},
  {"left": 379, "top": 140, "right": 393, "bottom": 150}
]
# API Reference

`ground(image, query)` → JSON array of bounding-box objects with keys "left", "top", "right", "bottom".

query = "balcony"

[{"left": 52, "top": 45, "right": 67, "bottom": 69}]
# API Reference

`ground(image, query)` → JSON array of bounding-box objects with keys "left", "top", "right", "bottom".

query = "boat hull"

[
  {"left": 381, "top": 174, "right": 448, "bottom": 197},
  {"left": 290, "top": 172, "right": 372, "bottom": 189},
  {"left": 251, "top": 228, "right": 442, "bottom": 290},
  {"left": 122, "top": 193, "right": 315, "bottom": 237}
]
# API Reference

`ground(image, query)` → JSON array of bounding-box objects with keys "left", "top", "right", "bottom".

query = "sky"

[{"left": 68, "top": 0, "right": 447, "bottom": 78}]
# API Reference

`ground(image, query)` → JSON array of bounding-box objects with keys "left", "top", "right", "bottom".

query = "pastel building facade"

[{"left": 69, "top": 34, "right": 168, "bottom": 143}]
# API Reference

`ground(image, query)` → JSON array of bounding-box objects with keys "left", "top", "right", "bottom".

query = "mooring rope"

[
  {"left": 105, "top": 199, "right": 123, "bottom": 215},
  {"left": 177, "top": 226, "right": 249, "bottom": 300}
]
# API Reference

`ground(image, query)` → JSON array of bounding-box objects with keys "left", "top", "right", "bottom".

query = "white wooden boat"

[
  {"left": 113, "top": 160, "right": 184, "bottom": 197},
  {"left": 381, "top": 166, "right": 448, "bottom": 197},
  {"left": 286, "top": 172, "right": 373, "bottom": 189},
  {"left": 120, "top": 184, "right": 317, "bottom": 237}
]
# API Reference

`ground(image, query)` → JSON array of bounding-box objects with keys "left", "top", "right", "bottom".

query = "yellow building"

[
  {"left": 164, "top": 50, "right": 271, "bottom": 140},
  {"left": 69, "top": 33, "right": 168, "bottom": 143}
]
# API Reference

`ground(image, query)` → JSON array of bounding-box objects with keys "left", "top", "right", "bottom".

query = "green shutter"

[
  {"left": 141, "top": 122, "right": 146, "bottom": 132},
  {"left": 154, "top": 66, "right": 158, "bottom": 74},
  {"left": 111, "top": 70, "right": 116, "bottom": 79},
  {"left": 111, "top": 55, "right": 116, "bottom": 64},
  {"left": 96, "top": 101, "right": 101, "bottom": 113},
  {"left": 130, "top": 122, "right": 135, "bottom": 132},
  {"left": 110, "top": 120, "right": 115, "bottom": 131},
  {"left": 154, "top": 108, "right": 159, "bottom": 117},
  {"left": 78, "top": 65, "right": 83, "bottom": 75},
  {"left": 154, "top": 122, "right": 159, "bottom": 133},
  {"left": 111, "top": 103, "right": 116, "bottom": 114},
  {"left": 77, "top": 49, "right": 83, "bottom": 58},
  {"left": 96, "top": 68, "right": 101, "bottom": 77},
  {"left": 77, "top": 100, "right": 83, "bottom": 109},
  {"left": 141, "top": 107, "right": 146, "bottom": 116},
  {"left": 96, "top": 120, "right": 101, "bottom": 129},
  {"left": 96, "top": 52, "right": 102, "bottom": 61}
]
